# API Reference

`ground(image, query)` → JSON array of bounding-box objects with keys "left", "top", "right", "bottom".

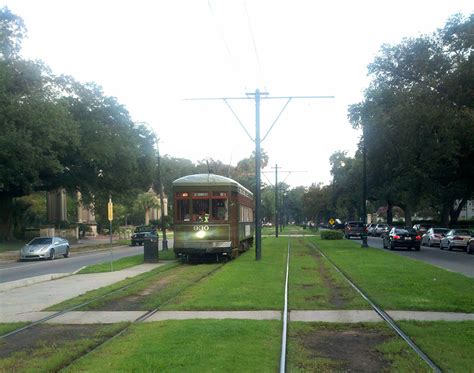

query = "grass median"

[
  {"left": 310, "top": 236, "right": 474, "bottom": 312},
  {"left": 161, "top": 236, "right": 288, "bottom": 310},
  {"left": 77, "top": 250, "right": 176, "bottom": 274},
  {"left": 64, "top": 320, "right": 281, "bottom": 372}
]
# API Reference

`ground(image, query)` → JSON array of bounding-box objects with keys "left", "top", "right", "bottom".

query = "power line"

[{"left": 243, "top": 0, "right": 265, "bottom": 89}]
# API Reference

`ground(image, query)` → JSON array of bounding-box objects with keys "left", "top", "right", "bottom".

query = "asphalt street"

[
  {"left": 353, "top": 236, "right": 474, "bottom": 278},
  {"left": 0, "top": 242, "right": 173, "bottom": 283}
]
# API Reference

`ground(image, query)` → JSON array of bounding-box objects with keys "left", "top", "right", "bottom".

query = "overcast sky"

[{"left": 3, "top": 0, "right": 473, "bottom": 187}]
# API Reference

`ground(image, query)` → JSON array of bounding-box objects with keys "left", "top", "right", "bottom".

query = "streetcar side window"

[{"left": 240, "top": 206, "right": 253, "bottom": 222}]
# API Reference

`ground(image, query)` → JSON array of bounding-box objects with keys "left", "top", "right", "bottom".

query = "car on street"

[
  {"left": 374, "top": 223, "right": 390, "bottom": 237},
  {"left": 421, "top": 227, "right": 450, "bottom": 247},
  {"left": 366, "top": 223, "right": 377, "bottom": 236},
  {"left": 439, "top": 229, "right": 472, "bottom": 251},
  {"left": 467, "top": 238, "right": 474, "bottom": 255},
  {"left": 131, "top": 226, "right": 158, "bottom": 246},
  {"left": 382, "top": 227, "right": 421, "bottom": 251},
  {"left": 344, "top": 221, "right": 366, "bottom": 239},
  {"left": 413, "top": 224, "right": 430, "bottom": 236},
  {"left": 19, "top": 236, "right": 70, "bottom": 260}
]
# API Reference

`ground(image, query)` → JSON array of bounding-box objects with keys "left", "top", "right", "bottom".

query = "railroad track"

[
  {"left": 0, "top": 261, "right": 226, "bottom": 371},
  {"left": 285, "top": 238, "right": 442, "bottom": 373}
]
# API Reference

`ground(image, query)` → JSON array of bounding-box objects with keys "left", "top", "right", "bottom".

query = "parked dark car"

[
  {"left": 439, "top": 229, "right": 472, "bottom": 251},
  {"left": 382, "top": 227, "right": 421, "bottom": 251},
  {"left": 467, "top": 238, "right": 474, "bottom": 255},
  {"left": 131, "top": 226, "right": 158, "bottom": 246},
  {"left": 421, "top": 228, "right": 449, "bottom": 247},
  {"left": 344, "top": 221, "right": 366, "bottom": 239}
]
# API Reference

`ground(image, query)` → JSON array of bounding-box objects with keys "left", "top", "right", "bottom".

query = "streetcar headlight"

[{"left": 195, "top": 230, "right": 206, "bottom": 239}]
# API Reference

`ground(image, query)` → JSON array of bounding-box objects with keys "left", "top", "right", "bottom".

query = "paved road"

[
  {"left": 350, "top": 236, "right": 474, "bottom": 278},
  {"left": 0, "top": 241, "right": 173, "bottom": 284}
]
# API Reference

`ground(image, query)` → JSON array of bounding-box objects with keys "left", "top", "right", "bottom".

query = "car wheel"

[
  {"left": 131, "top": 241, "right": 136, "bottom": 246},
  {"left": 63, "top": 247, "right": 70, "bottom": 258},
  {"left": 49, "top": 249, "right": 55, "bottom": 260},
  {"left": 448, "top": 243, "right": 453, "bottom": 251},
  {"left": 468, "top": 245, "right": 473, "bottom": 255},
  {"left": 440, "top": 242, "right": 444, "bottom": 250},
  {"left": 390, "top": 242, "right": 395, "bottom": 250},
  {"left": 427, "top": 239, "right": 431, "bottom": 247}
]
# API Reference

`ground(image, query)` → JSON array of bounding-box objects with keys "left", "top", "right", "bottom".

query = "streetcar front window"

[
  {"left": 192, "top": 199, "right": 210, "bottom": 222},
  {"left": 177, "top": 199, "right": 190, "bottom": 221},
  {"left": 212, "top": 199, "right": 228, "bottom": 221}
]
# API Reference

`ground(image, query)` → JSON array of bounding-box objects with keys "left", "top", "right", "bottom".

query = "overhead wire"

[{"left": 243, "top": 0, "right": 266, "bottom": 90}]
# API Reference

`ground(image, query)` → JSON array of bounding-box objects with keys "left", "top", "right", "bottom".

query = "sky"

[{"left": 3, "top": 0, "right": 473, "bottom": 187}]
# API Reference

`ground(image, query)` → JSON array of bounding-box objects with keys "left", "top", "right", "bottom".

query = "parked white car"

[
  {"left": 439, "top": 229, "right": 472, "bottom": 251},
  {"left": 421, "top": 228, "right": 450, "bottom": 247},
  {"left": 20, "top": 236, "right": 70, "bottom": 260}
]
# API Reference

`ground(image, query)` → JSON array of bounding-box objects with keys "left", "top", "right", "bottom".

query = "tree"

[
  {"left": 348, "top": 13, "right": 474, "bottom": 226},
  {"left": 0, "top": 9, "right": 156, "bottom": 240}
]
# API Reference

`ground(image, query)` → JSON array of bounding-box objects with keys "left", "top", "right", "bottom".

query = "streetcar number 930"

[{"left": 193, "top": 225, "right": 209, "bottom": 231}]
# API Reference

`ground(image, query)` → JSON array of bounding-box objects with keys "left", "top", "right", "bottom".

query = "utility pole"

[
  {"left": 272, "top": 164, "right": 280, "bottom": 238},
  {"left": 186, "top": 90, "right": 334, "bottom": 261}
]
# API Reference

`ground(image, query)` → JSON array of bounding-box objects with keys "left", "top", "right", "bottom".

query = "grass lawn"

[
  {"left": 45, "top": 261, "right": 181, "bottom": 311},
  {"left": 287, "top": 322, "right": 427, "bottom": 372},
  {"left": 398, "top": 320, "right": 474, "bottom": 372},
  {"left": 0, "top": 323, "right": 127, "bottom": 373},
  {"left": 0, "top": 241, "right": 23, "bottom": 253},
  {"left": 160, "top": 236, "right": 288, "bottom": 310},
  {"left": 78, "top": 251, "right": 176, "bottom": 274},
  {"left": 310, "top": 236, "right": 474, "bottom": 312},
  {"left": 0, "top": 323, "right": 29, "bottom": 337},
  {"left": 64, "top": 320, "right": 281, "bottom": 373},
  {"left": 289, "top": 238, "right": 369, "bottom": 310}
]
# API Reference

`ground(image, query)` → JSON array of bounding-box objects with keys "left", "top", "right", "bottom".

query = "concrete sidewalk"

[{"left": 0, "top": 263, "right": 163, "bottom": 321}]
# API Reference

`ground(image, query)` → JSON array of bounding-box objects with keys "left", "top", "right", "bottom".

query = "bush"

[{"left": 321, "top": 230, "right": 343, "bottom": 240}]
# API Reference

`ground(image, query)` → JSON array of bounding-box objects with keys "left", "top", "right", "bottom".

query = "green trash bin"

[{"left": 144, "top": 234, "right": 159, "bottom": 263}]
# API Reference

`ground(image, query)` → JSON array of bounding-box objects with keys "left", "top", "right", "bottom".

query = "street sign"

[
  {"left": 328, "top": 218, "right": 335, "bottom": 225},
  {"left": 108, "top": 199, "right": 113, "bottom": 221}
]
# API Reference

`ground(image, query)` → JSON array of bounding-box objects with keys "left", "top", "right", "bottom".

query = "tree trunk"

[
  {"left": 403, "top": 205, "right": 413, "bottom": 227},
  {"left": 145, "top": 208, "right": 150, "bottom": 225},
  {"left": 0, "top": 194, "right": 14, "bottom": 241},
  {"left": 386, "top": 201, "right": 393, "bottom": 225},
  {"left": 440, "top": 201, "right": 451, "bottom": 227},
  {"left": 450, "top": 198, "right": 467, "bottom": 226}
]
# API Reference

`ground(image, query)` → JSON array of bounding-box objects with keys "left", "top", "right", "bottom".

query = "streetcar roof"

[{"left": 172, "top": 174, "right": 253, "bottom": 196}]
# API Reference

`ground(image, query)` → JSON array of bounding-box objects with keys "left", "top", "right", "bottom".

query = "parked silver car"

[
  {"left": 421, "top": 228, "right": 450, "bottom": 247},
  {"left": 439, "top": 229, "right": 472, "bottom": 251},
  {"left": 374, "top": 224, "right": 390, "bottom": 237},
  {"left": 20, "top": 237, "right": 70, "bottom": 260}
]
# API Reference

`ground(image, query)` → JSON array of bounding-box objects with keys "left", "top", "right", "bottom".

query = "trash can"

[{"left": 144, "top": 235, "right": 159, "bottom": 263}]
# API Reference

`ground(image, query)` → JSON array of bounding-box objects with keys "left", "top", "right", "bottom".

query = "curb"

[{"left": 0, "top": 273, "right": 72, "bottom": 292}]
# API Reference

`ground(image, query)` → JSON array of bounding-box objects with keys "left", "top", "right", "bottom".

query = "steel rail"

[
  {"left": 56, "top": 262, "right": 226, "bottom": 371},
  {"left": 308, "top": 241, "right": 442, "bottom": 373},
  {"left": 279, "top": 237, "right": 291, "bottom": 373},
  {"left": 0, "top": 261, "right": 182, "bottom": 339}
]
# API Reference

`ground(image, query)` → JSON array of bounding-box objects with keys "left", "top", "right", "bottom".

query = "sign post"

[{"left": 108, "top": 196, "right": 114, "bottom": 272}]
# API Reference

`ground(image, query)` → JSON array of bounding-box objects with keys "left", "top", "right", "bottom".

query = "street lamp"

[{"left": 361, "top": 125, "right": 369, "bottom": 248}]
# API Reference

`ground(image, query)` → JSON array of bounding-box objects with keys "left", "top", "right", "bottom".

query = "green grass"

[
  {"left": 161, "top": 237, "right": 288, "bottom": 310},
  {"left": 65, "top": 320, "right": 281, "bottom": 373},
  {"left": 310, "top": 236, "right": 474, "bottom": 312},
  {"left": 45, "top": 261, "right": 181, "bottom": 311},
  {"left": 78, "top": 251, "right": 176, "bottom": 274},
  {"left": 287, "top": 322, "right": 427, "bottom": 372},
  {"left": 289, "top": 238, "right": 369, "bottom": 310},
  {"left": 0, "top": 241, "right": 23, "bottom": 253},
  {"left": 0, "top": 323, "right": 29, "bottom": 337},
  {"left": 72, "top": 263, "right": 222, "bottom": 311},
  {"left": 0, "top": 323, "right": 128, "bottom": 373},
  {"left": 398, "top": 321, "right": 474, "bottom": 372}
]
